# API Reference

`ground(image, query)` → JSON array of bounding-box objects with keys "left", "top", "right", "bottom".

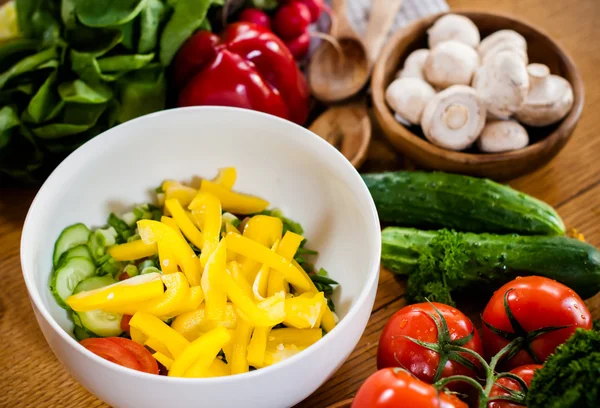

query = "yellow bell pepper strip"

[
  {"left": 161, "top": 216, "right": 185, "bottom": 239},
  {"left": 153, "top": 352, "right": 174, "bottom": 370},
  {"left": 223, "top": 268, "right": 285, "bottom": 327},
  {"left": 267, "top": 328, "right": 323, "bottom": 348},
  {"left": 129, "top": 312, "right": 189, "bottom": 359},
  {"left": 228, "top": 261, "right": 253, "bottom": 299},
  {"left": 138, "top": 220, "right": 202, "bottom": 287},
  {"left": 262, "top": 344, "right": 306, "bottom": 367},
  {"left": 67, "top": 273, "right": 163, "bottom": 312},
  {"left": 171, "top": 303, "right": 238, "bottom": 341},
  {"left": 321, "top": 306, "right": 338, "bottom": 333},
  {"left": 162, "top": 286, "right": 204, "bottom": 319},
  {"left": 225, "top": 233, "right": 311, "bottom": 291},
  {"left": 169, "top": 326, "right": 231, "bottom": 377},
  {"left": 267, "top": 270, "right": 288, "bottom": 297},
  {"left": 200, "top": 179, "right": 269, "bottom": 214},
  {"left": 162, "top": 180, "right": 197, "bottom": 208},
  {"left": 146, "top": 337, "right": 174, "bottom": 359},
  {"left": 230, "top": 319, "right": 254, "bottom": 375},
  {"left": 222, "top": 329, "right": 236, "bottom": 364},
  {"left": 212, "top": 167, "right": 237, "bottom": 190},
  {"left": 278, "top": 231, "right": 304, "bottom": 259},
  {"left": 186, "top": 358, "right": 231, "bottom": 378},
  {"left": 103, "top": 272, "right": 190, "bottom": 316},
  {"left": 225, "top": 223, "right": 240, "bottom": 235},
  {"left": 201, "top": 239, "right": 228, "bottom": 321},
  {"left": 239, "top": 216, "right": 283, "bottom": 279},
  {"left": 247, "top": 326, "right": 272, "bottom": 368},
  {"left": 130, "top": 326, "right": 147, "bottom": 345},
  {"left": 165, "top": 198, "right": 204, "bottom": 250},
  {"left": 291, "top": 259, "right": 318, "bottom": 293},
  {"left": 108, "top": 240, "right": 157, "bottom": 261},
  {"left": 252, "top": 263, "right": 270, "bottom": 301},
  {"left": 188, "top": 192, "right": 222, "bottom": 267},
  {"left": 186, "top": 210, "right": 203, "bottom": 230},
  {"left": 157, "top": 241, "right": 177, "bottom": 274},
  {"left": 283, "top": 292, "right": 325, "bottom": 329}
]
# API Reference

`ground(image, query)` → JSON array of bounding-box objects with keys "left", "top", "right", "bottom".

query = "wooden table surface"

[{"left": 1, "top": 0, "right": 599, "bottom": 407}]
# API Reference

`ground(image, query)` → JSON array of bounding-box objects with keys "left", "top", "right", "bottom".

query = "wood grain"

[{"left": 1, "top": 1, "right": 599, "bottom": 407}]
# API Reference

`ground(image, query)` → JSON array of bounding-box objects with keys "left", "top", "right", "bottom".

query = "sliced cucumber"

[
  {"left": 89, "top": 227, "right": 118, "bottom": 260},
  {"left": 74, "top": 275, "right": 116, "bottom": 294},
  {"left": 73, "top": 275, "right": 123, "bottom": 337},
  {"left": 53, "top": 223, "right": 91, "bottom": 267},
  {"left": 57, "top": 244, "right": 93, "bottom": 268},
  {"left": 50, "top": 257, "right": 96, "bottom": 309},
  {"left": 77, "top": 309, "right": 123, "bottom": 337}
]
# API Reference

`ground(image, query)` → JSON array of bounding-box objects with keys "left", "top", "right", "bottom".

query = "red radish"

[
  {"left": 239, "top": 8, "right": 272, "bottom": 30},
  {"left": 294, "top": 0, "right": 325, "bottom": 23},
  {"left": 285, "top": 31, "right": 311, "bottom": 59},
  {"left": 273, "top": 2, "right": 312, "bottom": 40}
]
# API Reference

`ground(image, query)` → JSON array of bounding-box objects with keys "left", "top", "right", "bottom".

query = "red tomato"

[
  {"left": 120, "top": 315, "right": 132, "bottom": 336},
  {"left": 481, "top": 276, "right": 592, "bottom": 369},
  {"left": 80, "top": 338, "right": 142, "bottom": 371},
  {"left": 352, "top": 368, "right": 468, "bottom": 408},
  {"left": 107, "top": 337, "right": 159, "bottom": 375},
  {"left": 238, "top": 8, "right": 272, "bottom": 30},
  {"left": 273, "top": 2, "right": 311, "bottom": 39},
  {"left": 377, "top": 303, "right": 483, "bottom": 387},
  {"left": 285, "top": 32, "right": 310, "bottom": 60},
  {"left": 488, "top": 364, "right": 542, "bottom": 408},
  {"left": 293, "top": 0, "right": 325, "bottom": 23}
]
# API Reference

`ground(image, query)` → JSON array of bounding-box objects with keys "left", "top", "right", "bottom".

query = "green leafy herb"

[
  {"left": 108, "top": 212, "right": 135, "bottom": 242},
  {"left": 75, "top": 0, "right": 147, "bottom": 27},
  {"left": 527, "top": 328, "right": 600, "bottom": 408}
]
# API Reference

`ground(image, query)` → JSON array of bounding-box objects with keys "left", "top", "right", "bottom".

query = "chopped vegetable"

[
  {"left": 169, "top": 326, "right": 231, "bottom": 377},
  {"left": 108, "top": 240, "right": 157, "bottom": 261}
]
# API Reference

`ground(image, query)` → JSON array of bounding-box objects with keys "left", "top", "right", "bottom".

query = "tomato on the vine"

[
  {"left": 488, "top": 364, "right": 542, "bottom": 408},
  {"left": 482, "top": 276, "right": 592, "bottom": 369},
  {"left": 377, "top": 302, "right": 483, "bottom": 387},
  {"left": 351, "top": 368, "right": 468, "bottom": 408}
]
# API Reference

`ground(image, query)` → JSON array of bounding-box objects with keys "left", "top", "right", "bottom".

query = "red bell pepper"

[{"left": 174, "top": 23, "right": 310, "bottom": 125}]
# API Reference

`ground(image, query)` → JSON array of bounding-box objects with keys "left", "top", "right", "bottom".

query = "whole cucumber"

[
  {"left": 382, "top": 227, "right": 600, "bottom": 299},
  {"left": 363, "top": 171, "right": 565, "bottom": 235}
]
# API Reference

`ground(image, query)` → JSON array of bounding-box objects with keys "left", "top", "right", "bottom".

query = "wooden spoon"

[{"left": 309, "top": 0, "right": 404, "bottom": 167}]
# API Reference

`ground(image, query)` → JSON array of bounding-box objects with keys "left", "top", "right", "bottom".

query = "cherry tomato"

[
  {"left": 294, "top": 0, "right": 324, "bottom": 23},
  {"left": 80, "top": 338, "right": 142, "bottom": 371},
  {"left": 482, "top": 276, "right": 592, "bottom": 369},
  {"left": 273, "top": 2, "right": 311, "bottom": 40},
  {"left": 238, "top": 8, "right": 272, "bottom": 30},
  {"left": 352, "top": 368, "right": 468, "bottom": 408},
  {"left": 107, "top": 337, "right": 159, "bottom": 375},
  {"left": 285, "top": 32, "right": 310, "bottom": 60},
  {"left": 488, "top": 364, "right": 542, "bottom": 408},
  {"left": 377, "top": 302, "right": 483, "bottom": 388},
  {"left": 118, "top": 272, "right": 130, "bottom": 281},
  {"left": 120, "top": 315, "right": 133, "bottom": 336}
]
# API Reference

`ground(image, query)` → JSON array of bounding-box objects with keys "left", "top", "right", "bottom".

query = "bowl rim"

[
  {"left": 20, "top": 106, "right": 382, "bottom": 384},
  {"left": 371, "top": 9, "right": 585, "bottom": 165}
]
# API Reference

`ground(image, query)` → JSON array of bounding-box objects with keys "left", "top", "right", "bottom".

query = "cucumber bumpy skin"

[
  {"left": 363, "top": 171, "right": 565, "bottom": 235},
  {"left": 382, "top": 227, "right": 600, "bottom": 300}
]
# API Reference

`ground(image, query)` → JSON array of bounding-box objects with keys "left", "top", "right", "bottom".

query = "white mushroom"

[
  {"left": 396, "top": 49, "right": 430, "bottom": 80},
  {"left": 423, "top": 40, "right": 479, "bottom": 89},
  {"left": 477, "top": 120, "right": 529, "bottom": 152},
  {"left": 428, "top": 14, "right": 481, "bottom": 49},
  {"left": 478, "top": 29, "right": 527, "bottom": 62},
  {"left": 474, "top": 50, "right": 529, "bottom": 119},
  {"left": 515, "top": 63, "right": 574, "bottom": 126},
  {"left": 385, "top": 77, "right": 437, "bottom": 125},
  {"left": 421, "top": 85, "right": 487, "bottom": 150}
]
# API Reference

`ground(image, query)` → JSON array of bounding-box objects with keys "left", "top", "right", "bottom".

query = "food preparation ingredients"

[
  {"left": 284, "top": 31, "right": 310, "bottom": 60},
  {"left": 489, "top": 364, "right": 541, "bottom": 408},
  {"left": 421, "top": 85, "right": 486, "bottom": 150},
  {"left": 238, "top": 8, "right": 272, "bottom": 30},
  {"left": 477, "top": 120, "right": 529, "bottom": 153},
  {"left": 362, "top": 171, "right": 565, "bottom": 235},
  {"left": 515, "top": 63, "right": 574, "bottom": 126},
  {"left": 174, "top": 22, "right": 310, "bottom": 125},
  {"left": 527, "top": 328, "right": 600, "bottom": 408},
  {"left": 377, "top": 302, "right": 482, "bottom": 387},
  {"left": 481, "top": 276, "right": 592, "bottom": 369},
  {"left": 474, "top": 50, "right": 529, "bottom": 119},
  {"left": 351, "top": 368, "right": 468, "bottom": 408},
  {"left": 49, "top": 167, "right": 339, "bottom": 377},
  {"left": 424, "top": 41, "right": 479, "bottom": 88},
  {"left": 427, "top": 13, "right": 480, "bottom": 49},
  {"left": 272, "top": 2, "right": 311, "bottom": 39},
  {"left": 381, "top": 227, "right": 600, "bottom": 305},
  {"left": 385, "top": 78, "right": 436, "bottom": 125},
  {"left": 478, "top": 29, "right": 527, "bottom": 64},
  {"left": 396, "top": 49, "right": 429, "bottom": 80},
  {"left": 294, "top": 0, "right": 328, "bottom": 23}
]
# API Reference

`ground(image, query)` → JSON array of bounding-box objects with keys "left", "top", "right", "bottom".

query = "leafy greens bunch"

[{"left": 0, "top": 0, "right": 223, "bottom": 183}]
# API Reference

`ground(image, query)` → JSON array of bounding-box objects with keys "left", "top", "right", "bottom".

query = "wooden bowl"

[{"left": 371, "top": 11, "right": 584, "bottom": 180}]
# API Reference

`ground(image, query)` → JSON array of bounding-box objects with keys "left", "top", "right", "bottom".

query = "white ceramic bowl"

[{"left": 20, "top": 107, "right": 381, "bottom": 408}]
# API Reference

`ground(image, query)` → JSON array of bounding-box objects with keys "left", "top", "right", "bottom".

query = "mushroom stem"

[
  {"left": 527, "top": 63, "right": 550, "bottom": 87},
  {"left": 443, "top": 104, "right": 469, "bottom": 130}
]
